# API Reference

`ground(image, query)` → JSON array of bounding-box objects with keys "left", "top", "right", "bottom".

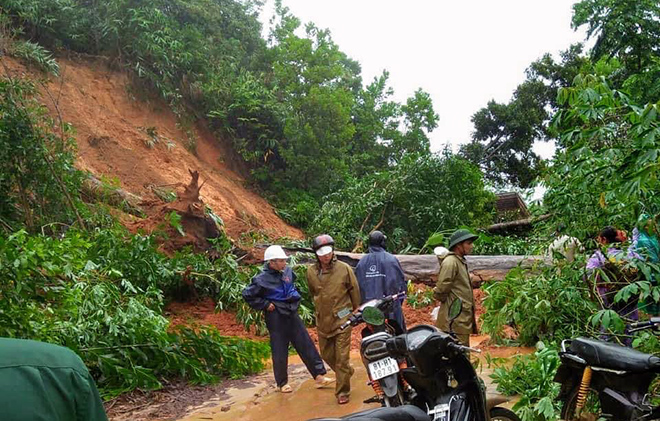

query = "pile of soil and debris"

[
  {"left": 128, "top": 170, "right": 223, "bottom": 254},
  {"left": 167, "top": 298, "right": 265, "bottom": 341}
]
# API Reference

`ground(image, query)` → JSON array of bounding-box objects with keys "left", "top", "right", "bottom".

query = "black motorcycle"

[
  {"left": 340, "top": 291, "right": 410, "bottom": 407},
  {"left": 555, "top": 317, "right": 660, "bottom": 420},
  {"left": 312, "top": 299, "right": 520, "bottom": 421},
  {"left": 384, "top": 299, "right": 519, "bottom": 421}
]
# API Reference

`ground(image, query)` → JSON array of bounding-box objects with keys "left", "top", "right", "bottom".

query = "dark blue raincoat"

[
  {"left": 242, "top": 265, "right": 326, "bottom": 387},
  {"left": 354, "top": 246, "right": 407, "bottom": 331}
]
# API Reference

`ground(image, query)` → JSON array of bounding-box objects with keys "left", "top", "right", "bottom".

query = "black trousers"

[{"left": 265, "top": 309, "right": 326, "bottom": 387}]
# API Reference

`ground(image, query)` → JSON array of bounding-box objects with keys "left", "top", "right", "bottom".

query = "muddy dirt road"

[{"left": 178, "top": 342, "right": 532, "bottom": 421}]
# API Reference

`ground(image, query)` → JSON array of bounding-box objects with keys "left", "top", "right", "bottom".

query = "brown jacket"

[
  {"left": 306, "top": 259, "right": 361, "bottom": 338},
  {"left": 433, "top": 253, "right": 478, "bottom": 336}
]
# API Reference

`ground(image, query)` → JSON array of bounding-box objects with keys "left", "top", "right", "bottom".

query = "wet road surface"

[{"left": 180, "top": 338, "right": 532, "bottom": 421}]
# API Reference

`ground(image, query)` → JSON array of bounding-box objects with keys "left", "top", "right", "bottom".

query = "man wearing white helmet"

[{"left": 242, "top": 245, "right": 333, "bottom": 393}]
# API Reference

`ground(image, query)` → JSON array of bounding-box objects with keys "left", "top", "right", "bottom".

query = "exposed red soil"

[
  {"left": 3, "top": 55, "right": 302, "bottom": 241},
  {"left": 165, "top": 285, "right": 486, "bottom": 351},
  {"left": 167, "top": 298, "right": 264, "bottom": 341}
]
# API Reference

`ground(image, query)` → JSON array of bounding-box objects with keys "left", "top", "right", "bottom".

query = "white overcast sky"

[{"left": 259, "top": 0, "right": 588, "bottom": 160}]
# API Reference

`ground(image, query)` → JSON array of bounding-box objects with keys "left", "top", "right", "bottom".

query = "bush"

[
  {"left": 0, "top": 228, "right": 270, "bottom": 398},
  {"left": 489, "top": 346, "right": 561, "bottom": 421},
  {"left": 0, "top": 76, "right": 84, "bottom": 232},
  {"left": 11, "top": 40, "right": 59, "bottom": 74},
  {"left": 482, "top": 261, "right": 598, "bottom": 345},
  {"left": 473, "top": 232, "right": 546, "bottom": 256},
  {"left": 310, "top": 151, "right": 496, "bottom": 252}
]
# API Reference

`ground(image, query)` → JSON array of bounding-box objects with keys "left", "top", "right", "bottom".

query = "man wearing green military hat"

[{"left": 433, "top": 229, "right": 479, "bottom": 345}]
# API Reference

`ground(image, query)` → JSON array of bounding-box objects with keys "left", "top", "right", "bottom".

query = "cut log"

[
  {"left": 334, "top": 251, "right": 544, "bottom": 281},
  {"left": 272, "top": 245, "right": 546, "bottom": 282},
  {"left": 486, "top": 213, "right": 552, "bottom": 233}
]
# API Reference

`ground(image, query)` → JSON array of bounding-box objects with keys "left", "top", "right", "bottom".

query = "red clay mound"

[{"left": 3, "top": 56, "right": 302, "bottom": 240}]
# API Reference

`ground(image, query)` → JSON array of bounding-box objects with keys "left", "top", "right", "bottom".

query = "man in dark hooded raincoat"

[{"left": 354, "top": 231, "right": 407, "bottom": 331}]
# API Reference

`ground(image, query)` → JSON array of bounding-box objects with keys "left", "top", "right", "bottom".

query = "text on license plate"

[{"left": 368, "top": 357, "right": 399, "bottom": 380}]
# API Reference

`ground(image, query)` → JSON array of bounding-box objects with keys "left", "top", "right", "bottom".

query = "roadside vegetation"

[{"left": 1, "top": 0, "right": 660, "bottom": 417}]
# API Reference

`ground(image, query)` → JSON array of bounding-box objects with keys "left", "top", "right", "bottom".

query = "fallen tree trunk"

[
  {"left": 486, "top": 213, "right": 552, "bottom": 233},
  {"left": 334, "top": 251, "right": 545, "bottom": 282},
  {"left": 274, "top": 245, "right": 546, "bottom": 283}
]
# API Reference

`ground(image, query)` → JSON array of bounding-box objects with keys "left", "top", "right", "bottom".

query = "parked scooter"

[
  {"left": 312, "top": 299, "right": 520, "bottom": 421},
  {"left": 384, "top": 299, "right": 520, "bottom": 421},
  {"left": 340, "top": 291, "right": 410, "bottom": 407},
  {"left": 554, "top": 317, "right": 660, "bottom": 420}
]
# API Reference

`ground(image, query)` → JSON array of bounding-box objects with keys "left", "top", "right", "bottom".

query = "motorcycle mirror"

[
  {"left": 448, "top": 298, "right": 463, "bottom": 321},
  {"left": 362, "top": 306, "right": 385, "bottom": 326}
]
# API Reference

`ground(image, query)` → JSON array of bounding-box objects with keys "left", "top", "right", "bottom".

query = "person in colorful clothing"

[
  {"left": 586, "top": 226, "right": 639, "bottom": 345},
  {"left": 630, "top": 214, "right": 660, "bottom": 315},
  {"left": 243, "top": 245, "right": 333, "bottom": 393}
]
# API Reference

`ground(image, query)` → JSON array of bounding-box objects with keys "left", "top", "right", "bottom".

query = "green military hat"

[{"left": 448, "top": 229, "right": 478, "bottom": 250}]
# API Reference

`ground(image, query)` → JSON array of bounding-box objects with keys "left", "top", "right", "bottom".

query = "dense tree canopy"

[
  {"left": 310, "top": 151, "right": 495, "bottom": 252},
  {"left": 461, "top": 45, "right": 591, "bottom": 188}
]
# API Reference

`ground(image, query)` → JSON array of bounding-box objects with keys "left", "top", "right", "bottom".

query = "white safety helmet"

[{"left": 264, "top": 245, "right": 288, "bottom": 261}]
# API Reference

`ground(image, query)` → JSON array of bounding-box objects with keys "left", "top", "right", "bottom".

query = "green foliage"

[
  {"left": 11, "top": 40, "right": 59, "bottom": 75},
  {"left": 482, "top": 262, "right": 598, "bottom": 345},
  {"left": 490, "top": 346, "right": 561, "bottom": 421},
  {"left": 310, "top": 151, "right": 495, "bottom": 252},
  {"left": 572, "top": 0, "right": 660, "bottom": 76},
  {"left": 473, "top": 232, "right": 545, "bottom": 256},
  {"left": 462, "top": 44, "right": 592, "bottom": 188},
  {"left": 0, "top": 228, "right": 270, "bottom": 398},
  {"left": 167, "top": 210, "right": 185, "bottom": 236},
  {"left": 0, "top": 76, "right": 83, "bottom": 232},
  {"left": 406, "top": 283, "right": 433, "bottom": 309},
  {"left": 545, "top": 74, "right": 660, "bottom": 238}
]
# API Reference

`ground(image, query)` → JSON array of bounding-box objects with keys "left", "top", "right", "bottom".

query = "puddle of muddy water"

[{"left": 180, "top": 338, "right": 532, "bottom": 421}]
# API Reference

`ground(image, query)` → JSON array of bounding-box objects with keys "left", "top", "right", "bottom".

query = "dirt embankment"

[{"left": 3, "top": 55, "right": 302, "bottom": 241}]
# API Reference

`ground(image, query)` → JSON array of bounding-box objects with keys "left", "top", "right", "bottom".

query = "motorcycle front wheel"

[
  {"left": 560, "top": 386, "right": 602, "bottom": 421},
  {"left": 489, "top": 407, "right": 521, "bottom": 421}
]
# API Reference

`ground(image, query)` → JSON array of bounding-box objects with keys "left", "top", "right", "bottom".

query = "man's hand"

[{"left": 267, "top": 303, "right": 275, "bottom": 312}]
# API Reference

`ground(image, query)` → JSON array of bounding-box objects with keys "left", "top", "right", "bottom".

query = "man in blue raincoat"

[
  {"left": 242, "top": 245, "right": 333, "bottom": 393},
  {"left": 354, "top": 231, "right": 407, "bottom": 331}
]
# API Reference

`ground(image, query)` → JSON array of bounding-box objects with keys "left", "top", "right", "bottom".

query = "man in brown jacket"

[
  {"left": 433, "top": 229, "right": 479, "bottom": 345},
  {"left": 306, "top": 234, "right": 361, "bottom": 405}
]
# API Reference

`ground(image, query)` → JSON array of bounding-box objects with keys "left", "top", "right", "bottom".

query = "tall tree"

[
  {"left": 349, "top": 71, "right": 401, "bottom": 176},
  {"left": 461, "top": 45, "right": 591, "bottom": 188},
  {"left": 572, "top": 0, "right": 660, "bottom": 75},
  {"left": 266, "top": 2, "right": 362, "bottom": 196}
]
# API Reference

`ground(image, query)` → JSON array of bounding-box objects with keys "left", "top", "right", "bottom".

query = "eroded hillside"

[{"left": 3, "top": 56, "right": 302, "bottom": 240}]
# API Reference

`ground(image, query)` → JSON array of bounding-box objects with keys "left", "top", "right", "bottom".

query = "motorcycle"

[
  {"left": 312, "top": 298, "right": 519, "bottom": 421},
  {"left": 340, "top": 291, "right": 411, "bottom": 407},
  {"left": 554, "top": 317, "right": 660, "bottom": 420},
  {"left": 384, "top": 299, "right": 520, "bottom": 421}
]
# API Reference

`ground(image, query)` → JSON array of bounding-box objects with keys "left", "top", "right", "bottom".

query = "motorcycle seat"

[
  {"left": 309, "top": 405, "right": 429, "bottom": 421},
  {"left": 570, "top": 337, "right": 660, "bottom": 372}
]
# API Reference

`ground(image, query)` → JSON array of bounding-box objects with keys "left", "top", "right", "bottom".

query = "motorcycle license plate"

[
  {"left": 428, "top": 404, "right": 449, "bottom": 421},
  {"left": 368, "top": 357, "right": 399, "bottom": 380}
]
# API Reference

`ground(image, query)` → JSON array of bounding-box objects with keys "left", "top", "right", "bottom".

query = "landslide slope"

[{"left": 5, "top": 56, "right": 302, "bottom": 240}]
